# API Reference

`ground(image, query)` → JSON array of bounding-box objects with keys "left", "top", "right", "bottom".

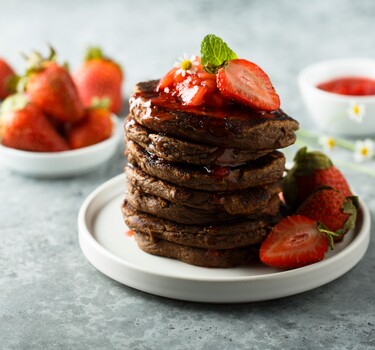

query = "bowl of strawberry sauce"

[{"left": 298, "top": 58, "right": 375, "bottom": 136}]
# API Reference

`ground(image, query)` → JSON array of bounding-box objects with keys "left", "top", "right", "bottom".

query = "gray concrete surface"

[{"left": 0, "top": 0, "right": 374, "bottom": 349}]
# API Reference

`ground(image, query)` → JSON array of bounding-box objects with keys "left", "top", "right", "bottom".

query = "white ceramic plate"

[
  {"left": 78, "top": 174, "right": 371, "bottom": 303},
  {"left": 0, "top": 115, "right": 122, "bottom": 178}
]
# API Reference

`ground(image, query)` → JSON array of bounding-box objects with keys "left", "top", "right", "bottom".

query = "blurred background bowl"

[
  {"left": 298, "top": 58, "right": 375, "bottom": 136},
  {"left": 0, "top": 115, "right": 122, "bottom": 178}
]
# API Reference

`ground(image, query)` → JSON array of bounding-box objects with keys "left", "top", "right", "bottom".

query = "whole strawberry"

[
  {"left": 73, "top": 47, "right": 123, "bottom": 115},
  {"left": 297, "top": 187, "right": 358, "bottom": 241},
  {"left": 66, "top": 99, "right": 113, "bottom": 149},
  {"left": 23, "top": 48, "right": 84, "bottom": 123},
  {"left": 283, "top": 147, "right": 352, "bottom": 208},
  {"left": 0, "top": 58, "right": 15, "bottom": 100},
  {"left": 0, "top": 94, "right": 69, "bottom": 152}
]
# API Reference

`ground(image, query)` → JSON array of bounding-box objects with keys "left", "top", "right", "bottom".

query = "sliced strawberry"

[
  {"left": 217, "top": 59, "right": 280, "bottom": 111},
  {"left": 157, "top": 68, "right": 178, "bottom": 90},
  {"left": 178, "top": 85, "right": 208, "bottom": 106},
  {"left": 200, "top": 77, "right": 217, "bottom": 91},
  {"left": 197, "top": 70, "right": 216, "bottom": 82},
  {"left": 205, "top": 91, "right": 229, "bottom": 108},
  {"left": 260, "top": 215, "right": 329, "bottom": 269}
]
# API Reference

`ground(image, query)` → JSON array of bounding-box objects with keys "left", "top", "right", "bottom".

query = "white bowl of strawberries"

[
  {"left": 0, "top": 48, "right": 123, "bottom": 178},
  {"left": 0, "top": 98, "right": 121, "bottom": 178},
  {"left": 0, "top": 117, "right": 120, "bottom": 178}
]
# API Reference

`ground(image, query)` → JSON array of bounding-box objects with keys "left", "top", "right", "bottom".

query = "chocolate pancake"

[
  {"left": 126, "top": 140, "right": 285, "bottom": 191},
  {"left": 126, "top": 186, "right": 281, "bottom": 225},
  {"left": 129, "top": 80, "right": 299, "bottom": 150},
  {"left": 126, "top": 165, "right": 282, "bottom": 214},
  {"left": 125, "top": 116, "right": 270, "bottom": 165},
  {"left": 123, "top": 201, "right": 276, "bottom": 249},
  {"left": 134, "top": 230, "right": 258, "bottom": 268}
]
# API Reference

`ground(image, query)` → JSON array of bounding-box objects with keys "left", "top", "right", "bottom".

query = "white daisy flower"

[
  {"left": 347, "top": 101, "right": 365, "bottom": 123},
  {"left": 354, "top": 139, "right": 374, "bottom": 162},
  {"left": 318, "top": 135, "right": 336, "bottom": 151},
  {"left": 174, "top": 53, "right": 199, "bottom": 77},
  {"left": 164, "top": 87, "right": 170, "bottom": 93}
]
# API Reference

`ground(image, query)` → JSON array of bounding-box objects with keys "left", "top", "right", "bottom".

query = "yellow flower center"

[
  {"left": 327, "top": 137, "right": 335, "bottom": 149},
  {"left": 181, "top": 60, "right": 192, "bottom": 71},
  {"left": 353, "top": 105, "right": 361, "bottom": 116},
  {"left": 361, "top": 147, "right": 368, "bottom": 156}
]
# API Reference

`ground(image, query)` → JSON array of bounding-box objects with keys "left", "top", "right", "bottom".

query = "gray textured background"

[{"left": 1, "top": 0, "right": 375, "bottom": 349}]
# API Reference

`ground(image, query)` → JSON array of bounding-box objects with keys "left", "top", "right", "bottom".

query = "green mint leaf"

[{"left": 200, "top": 34, "right": 237, "bottom": 74}]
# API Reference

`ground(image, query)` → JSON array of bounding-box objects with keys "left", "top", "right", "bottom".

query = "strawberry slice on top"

[{"left": 217, "top": 59, "right": 280, "bottom": 111}]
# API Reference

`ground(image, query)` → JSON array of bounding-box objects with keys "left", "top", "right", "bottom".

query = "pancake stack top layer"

[{"left": 123, "top": 79, "right": 299, "bottom": 268}]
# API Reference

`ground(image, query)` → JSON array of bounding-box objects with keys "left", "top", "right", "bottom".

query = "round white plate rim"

[{"left": 78, "top": 173, "right": 371, "bottom": 301}]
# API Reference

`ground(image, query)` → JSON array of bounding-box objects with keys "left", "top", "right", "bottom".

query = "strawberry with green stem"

[
  {"left": 21, "top": 47, "right": 84, "bottom": 123},
  {"left": 297, "top": 187, "right": 358, "bottom": 242},
  {"left": 0, "top": 93, "right": 69, "bottom": 152},
  {"left": 73, "top": 47, "right": 123, "bottom": 115},
  {"left": 283, "top": 147, "right": 353, "bottom": 209}
]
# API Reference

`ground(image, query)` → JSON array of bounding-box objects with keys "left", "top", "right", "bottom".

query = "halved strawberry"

[
  {"left": 217, "top": 59, "right": 280, "bottom": 111},
  {"left": 259, "top": 215, "right": 329, "bottom": 269}
]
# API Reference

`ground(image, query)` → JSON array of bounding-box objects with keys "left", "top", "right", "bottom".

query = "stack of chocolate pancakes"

[{"left": 123, "top": 80, "right": 299, "bottom": 268}]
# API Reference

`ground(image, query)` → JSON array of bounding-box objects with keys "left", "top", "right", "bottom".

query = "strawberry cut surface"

[
  {"left": 260, "top": 215, "right": 329, "bottom": 269},
  {"left": 217, "top": 59, "right": 280, "bottom": 111}
]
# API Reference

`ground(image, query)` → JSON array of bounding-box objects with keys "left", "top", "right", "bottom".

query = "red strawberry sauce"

[{"left": 317, "top": 76, "right": 375, "bottom": 96}]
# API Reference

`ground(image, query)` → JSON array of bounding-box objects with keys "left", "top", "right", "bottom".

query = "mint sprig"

[{"left": 200, "top": 34, "right": 238, "bottom": 74}]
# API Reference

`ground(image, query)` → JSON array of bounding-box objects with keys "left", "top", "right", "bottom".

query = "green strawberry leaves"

[
  {"left": 293, "top": 147, "right": 333, "bottom": 176},
  {"left": 0, "top": 93, "right": 29, "bottom": 114},
  {"left": 200, "top": 34, "right": 237, "bottom": 74},
  {"left": 340, "top": 196, "right": 359, "bottom": 234},
  {"left": 85, "top": 47, "right": 104, "bottom": 61}
]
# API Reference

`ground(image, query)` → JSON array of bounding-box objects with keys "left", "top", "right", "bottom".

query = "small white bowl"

[
  {"left": 298, "top": 58, "right": 375, "bottom": 136},
  {"left": 0, "top": 115, "right": 122, "bottom": 178}
]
